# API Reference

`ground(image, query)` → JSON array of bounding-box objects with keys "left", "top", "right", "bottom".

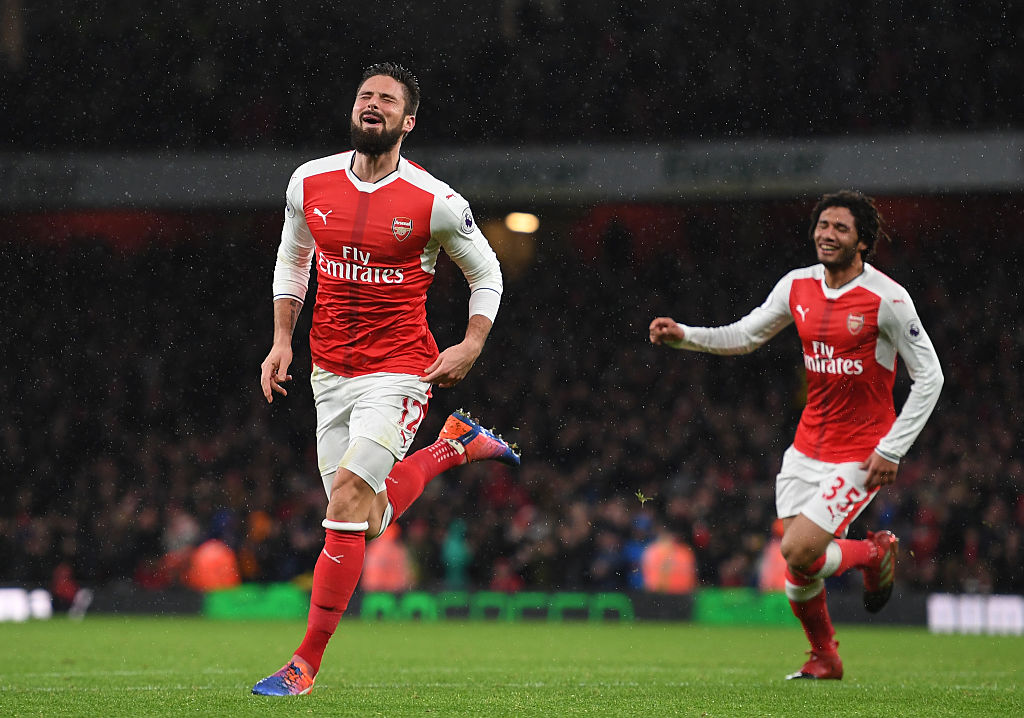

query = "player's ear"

[{"left": 403, "top": 114, "right": 416, "bottom": 134}]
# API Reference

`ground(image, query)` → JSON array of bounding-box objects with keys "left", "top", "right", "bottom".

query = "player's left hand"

[
  {"left": 861, "top": 451, "right": 899, "bottom": 490},
  {"left": 420, "top": 342, "right": 480, "bottom": 388},
  {"left": 649, "top": 317, "right": 685, "bottom": 345}
]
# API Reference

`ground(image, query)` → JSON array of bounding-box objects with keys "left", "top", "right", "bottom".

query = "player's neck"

[
  {"left": 350, "top": 148, "right": 402, "bottom": 184},
  {"left": 823, "top": 258, "right": 865, "bottom": 289}
]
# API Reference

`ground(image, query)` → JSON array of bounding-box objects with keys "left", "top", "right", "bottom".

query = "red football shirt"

[
  {"left": 674, "top": 264, "right": 943, "bottom": 463},
  {"left": 787, "top": 272, "right": 896, "bottom": 461},
  {"left": 272, "top": 151, "right": 502, "bottom": 377}
]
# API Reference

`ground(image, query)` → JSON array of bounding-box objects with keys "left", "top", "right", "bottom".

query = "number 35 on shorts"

[{"left": 821, "top": 475, "right": 870, "bottom": 521}]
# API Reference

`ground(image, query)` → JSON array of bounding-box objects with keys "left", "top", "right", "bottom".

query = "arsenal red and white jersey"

[
  {"left": 272, "top": 151, "right": 502, "bottom": 377},
  {"left": 674, "top": 263, "right": 943, "bottom": 463}
]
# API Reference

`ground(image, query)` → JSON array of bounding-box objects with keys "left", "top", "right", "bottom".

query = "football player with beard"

[{"left": 252, "top": 63, "right": 520, "bottom": 696}]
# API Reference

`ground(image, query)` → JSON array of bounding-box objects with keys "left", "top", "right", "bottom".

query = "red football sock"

[
  {"left": 295, "top": 529, "right": 366, "bottom": 673},
  {"left": 804, "top": 539, "right": 876, "bottom": 578},
  {"left": 834, "top": 538, "right": 875, "bottom": 574},
  {"left": 386, "top": 439, "right": 465, "bottom": 519},
  {"left": 786, "top": 567, "right": 837, "bottom": 653}
]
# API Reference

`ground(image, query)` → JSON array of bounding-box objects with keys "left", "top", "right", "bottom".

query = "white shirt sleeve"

[
  {"left": 670, "top": 273, "right": 795, "bottom": 355},
  {"left": 874, "top": 293, "right": 944, "bottom": 461},
  {"left": 430, "top": 192, "right": 503, "bottom": 322},
  {"left": 272, "top": 171, "right": 315, "bottom": 304}
]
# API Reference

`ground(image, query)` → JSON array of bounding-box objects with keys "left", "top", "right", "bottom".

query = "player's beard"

[
  {"left": 350, "top": 119, "right": 404, "bottom": 157},
  {"left": 817, "top": 242, "right": 861, "bottom": 271}
]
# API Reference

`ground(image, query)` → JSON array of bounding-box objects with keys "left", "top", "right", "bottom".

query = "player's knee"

[
  {"left": 780, "top": 537, "right": 820, "bottom": 572},
  {"left": 326, "top": 470, "right": 374, "bottom": 522}
]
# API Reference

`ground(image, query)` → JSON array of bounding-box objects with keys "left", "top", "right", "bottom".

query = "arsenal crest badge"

[
  {"left": 847, "top": 313, "right": 865, "bottom": 334},
  {"left": 392, "top": 217, "right": 413, "bottom": 241}
]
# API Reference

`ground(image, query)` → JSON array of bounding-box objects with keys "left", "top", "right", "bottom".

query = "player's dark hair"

[
  {"left": 809, "top": 189, "right": 888, "bottom": 261},
  {"left": 360, "top": 62, "right": 420, "bottom": 116}
]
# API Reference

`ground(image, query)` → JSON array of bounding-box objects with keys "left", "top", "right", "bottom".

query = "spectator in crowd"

[
  {"left": 757, "top": 520, "right": 789, "bottom": 592},
  {"left": 442, "top": 519, "right": 473, "bottom": 589},
  {"left": 184, "top": 539, "right": 241, "bottom": 592},
  {"left": 640, "top": 522, "right": 698, "bottom": 594},
  {"left": 361, "top": 525, "right": 414, "bottom": 593}
]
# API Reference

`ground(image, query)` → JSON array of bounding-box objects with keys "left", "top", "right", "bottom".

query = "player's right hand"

[
  {"left": 861, "top": 451, "right": 900, "bottom": 490},
  {"left": 649, "top": 317, "right": 685, "bottom": 345},
  {"left": 260, "top": 345, "right": 293, "bottom": 403}
]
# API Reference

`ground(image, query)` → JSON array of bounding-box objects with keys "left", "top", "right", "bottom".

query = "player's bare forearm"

[
  {"left": 271, "top": 298, "right": 302, "bottom": 347},
  {"left": 420, "top": 314, "right": 493, "bottom": 388},
  {"left": 462, "top": 313, "right": 492, "bottom": 353},
  {"left": 260, "top": 298, "right": 302, "bottom": 403}
]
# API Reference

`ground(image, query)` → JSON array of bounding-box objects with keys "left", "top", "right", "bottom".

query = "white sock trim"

[
  {"left": 809, "top": 541, "right": 843, "bottom": 579},
  {"left": 785, "top": 577, "right": 825, "bottom": 602},
  {"left": 367, "top": 503, "right": 394, "bottom": 541},
  {"left": 322, "top": 518, "right": 369, "bottom": 532}
]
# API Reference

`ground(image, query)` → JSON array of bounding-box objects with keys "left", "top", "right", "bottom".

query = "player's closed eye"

[{"left": 819, "top": 221, "right": 849, "bottom": 233}]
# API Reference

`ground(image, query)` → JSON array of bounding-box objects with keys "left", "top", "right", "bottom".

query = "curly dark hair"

[
  {"left": 808, "top": 189, "right": 889, "bottom": 261},
  {"left": 359, "top": 62, "right": 421, "bottom": 116}
]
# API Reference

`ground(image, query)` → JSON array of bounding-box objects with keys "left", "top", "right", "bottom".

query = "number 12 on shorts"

[{"left": 399, "top": 397, "right": 426, "bottom": 443}]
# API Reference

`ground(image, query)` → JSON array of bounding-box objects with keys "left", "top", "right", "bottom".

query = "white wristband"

[{"left": 468, "top": 287, "right": 501, "bottom": 322}]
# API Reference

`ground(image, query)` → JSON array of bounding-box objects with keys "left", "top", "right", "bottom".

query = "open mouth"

[{"left": 361, "top": 112, "right": 384, "bottom": 127}]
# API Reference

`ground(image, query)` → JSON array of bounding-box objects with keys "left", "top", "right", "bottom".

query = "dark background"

[
  {"left": 3, "top": 1, "right": 1022, "bottom": 152},
  {"left": 0, "top": 2, "right": 1021, "bottom": 603}
]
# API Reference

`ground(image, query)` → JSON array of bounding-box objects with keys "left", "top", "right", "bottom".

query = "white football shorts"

[
  {"left": 311, "top": 365, "right": 431, "bottom": 495},
  {"left": 775, "top": 445, "right": 880, "bottom": 537}
]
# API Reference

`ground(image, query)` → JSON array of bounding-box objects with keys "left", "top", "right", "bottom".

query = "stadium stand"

[
  {"left": 1, "top": 3, "right": 1021, "bottom": 602},
  {"left": 1, "top": 196, "right": 1020, "bottom": 598},
  {"left": 2, "top": 2, "right": 1022, "bottom": 151}
]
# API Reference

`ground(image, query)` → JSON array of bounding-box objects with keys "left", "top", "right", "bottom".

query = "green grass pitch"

[{"left": 2, "top": 616, "right": 1021, "bottom": 717}]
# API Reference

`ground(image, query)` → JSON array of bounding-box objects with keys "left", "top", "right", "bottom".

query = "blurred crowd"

[
  {"left": 2, "top": 1, "right": 1022, "bottom": 151},
  {"left": 1, "top": 194, "right": 1021, "bottom": 606}
]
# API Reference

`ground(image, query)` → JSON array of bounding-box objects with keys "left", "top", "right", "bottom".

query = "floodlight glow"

[{"left": 504, "top": 212, "right": 539, "bottom": 233}]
